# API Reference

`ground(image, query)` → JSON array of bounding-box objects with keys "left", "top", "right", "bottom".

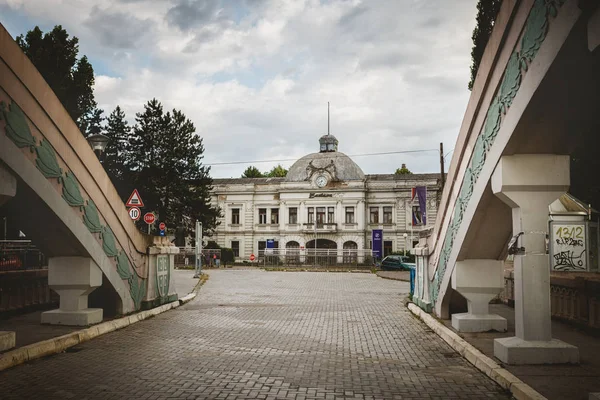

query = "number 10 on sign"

[{"left": 128, "top": 207, "right": 141, "bottom": 221}]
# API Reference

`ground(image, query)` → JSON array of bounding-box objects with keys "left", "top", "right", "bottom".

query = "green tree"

[
  {"left": 468, "top": 0, "right": 503, "bottom": 90},
  {"left": 242, "top": 166, "right": 264, "bottom": 178},
  {"left": 395, "top": 164, "right": 412, "bottom": 175},
  {"left": 16, "top": 25, "right": 100, "bottom": 133},
  {"left": 127, "top": 99, "right": 220, "bottom": 238},
  {"left": 102, "top": 106, "right": 131, "bottom": 196},
  {"left": 266, "top": 164, "right": 288, "bottom": 177}
]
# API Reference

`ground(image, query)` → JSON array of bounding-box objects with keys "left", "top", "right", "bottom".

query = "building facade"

[{"left": 210, "top": 134, "right": 442, "bottom": 261}]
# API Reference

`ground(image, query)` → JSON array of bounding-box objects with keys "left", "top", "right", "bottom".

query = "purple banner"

[{"left": 412, "top": 186, "right": 427, "bottom": 226}]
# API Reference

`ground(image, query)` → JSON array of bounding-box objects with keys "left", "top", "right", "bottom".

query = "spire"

[{"left": 319, "top": 102, "right": 338, "bottom": 153}]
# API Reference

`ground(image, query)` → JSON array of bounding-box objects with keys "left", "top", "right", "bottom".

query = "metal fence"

[
  {"left": 174, "top": 247, "right": 221, "bottom": 268},
  {"left": 258, "top": 248, "right": 374, "bottom": 268},
  {"left": 0, "top": 240, "right": 46, "bottom": 271}
]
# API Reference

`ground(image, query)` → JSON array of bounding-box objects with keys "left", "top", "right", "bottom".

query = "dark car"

[{"left": 379, "top": 255, "right": 415, "bottom": 271}]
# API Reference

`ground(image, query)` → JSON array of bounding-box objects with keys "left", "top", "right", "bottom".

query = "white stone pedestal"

[
  {"left": 0, "top": 331, "right": 16, "bottom": 351},
  {"left": 494, "top": 336, "right": 579, "bottom": 365},
  {"left": 451, "top": 260, "right": 507, "bottom": 333},
  {"left": 41, "top": 257, "right": 103, "bottom": 326},
  {"left": 492, "top": 155, "right": 579, "bottom": 364}
]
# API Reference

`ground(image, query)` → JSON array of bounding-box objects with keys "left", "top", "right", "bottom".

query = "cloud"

[
  {"left": 1, "top": 0, "right": 479, "bottom": 178},
  {"left": 84, "top": 6, "right": 154, "bottom": 49}
]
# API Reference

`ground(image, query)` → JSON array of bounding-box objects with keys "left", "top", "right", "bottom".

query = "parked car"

[{"left": 379, "top": 255, "right": 415, "bottom": 271}]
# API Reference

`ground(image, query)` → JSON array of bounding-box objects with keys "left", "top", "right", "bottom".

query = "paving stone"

[{"left": 0, "top": 271, "right": 510, "bottom": 399}]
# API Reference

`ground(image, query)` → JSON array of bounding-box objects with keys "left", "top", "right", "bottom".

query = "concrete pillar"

[
  {"left": 412, "top": 239, "right": 432, "bottom": 313},
  {"left": 0, "top": 163, "right": 17, "bottom": 206},
  {"left": 41, "top": 257, "right": 103, "bottom": 326},
  {"left": 451, "top": 260, "right": 507, "bottom": 332},
  {"left": 492, "top": 155, "right": 578, "bottom": 364}
]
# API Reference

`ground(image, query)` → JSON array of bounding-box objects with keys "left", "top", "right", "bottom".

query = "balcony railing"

[{"left": 302, "top": 223, "right": 337, "bottom": 232}]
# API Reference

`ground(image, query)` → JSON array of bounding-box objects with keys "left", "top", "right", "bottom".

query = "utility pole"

[{"left": 439, "top": 142, "right": 446, "bottom": 192}]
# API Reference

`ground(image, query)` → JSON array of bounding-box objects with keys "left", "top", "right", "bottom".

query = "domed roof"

[{"left": 285, "top": 151, "right": 365, "bottom": 182}]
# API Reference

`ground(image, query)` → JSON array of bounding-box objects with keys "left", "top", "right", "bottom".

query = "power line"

[{"left": 206, "top": 148, "right": 438, "bottom": 167}]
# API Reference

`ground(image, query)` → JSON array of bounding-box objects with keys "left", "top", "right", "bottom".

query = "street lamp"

[
  {"left": 403, "top": 232, "right": 408, "bottom": 256},
  {"left": 86, "top": 133, "right": 109, "bottom": 159}
]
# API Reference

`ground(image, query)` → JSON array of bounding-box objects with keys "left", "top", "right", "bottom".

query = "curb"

[
  {"left": 407, "top": 303, "right": 547, "bottom": 400},
  {"left": 0, "top": 274, "right": 206, "bottom": 373},
  {"left": 376, "top": 274, "right": 410, "bottom": 282}
]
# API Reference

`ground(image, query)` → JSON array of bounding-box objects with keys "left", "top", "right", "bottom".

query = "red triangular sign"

[{"left": 126, "top": 189, "right": 144, "bottom": 208}]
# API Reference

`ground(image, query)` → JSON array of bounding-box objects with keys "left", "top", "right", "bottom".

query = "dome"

[{"left": 285, "top": 151, "right": 365, "bottom": 182}]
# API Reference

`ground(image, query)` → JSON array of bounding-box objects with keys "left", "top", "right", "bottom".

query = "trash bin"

[{"left": 409, "top": 266, "right": 415, "bottom": 296}]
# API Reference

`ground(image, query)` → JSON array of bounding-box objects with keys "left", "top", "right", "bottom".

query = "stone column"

[
  {"left": 492, "top": 154, "right": 578, "bottom": 364},
  {"left": 451, "top": 260, "right": 507, "bottom": 332},
  {"left": 41, "top": 257, "right": 103, "bottom": 326},
  {"left": 412, "top": 239, "right": 432, "bottom": 313},
  {"left": 144, "top": 239, "right": 180, "bottom": 309}
]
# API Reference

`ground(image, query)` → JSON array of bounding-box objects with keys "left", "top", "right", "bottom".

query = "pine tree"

[
  {"left": 103, "top": 106, "right": 131, "bottom": 197},
  {"left": 127, "top": 99, "right": 220, "bottom": 238},
  {"left": 468, "top": 0, "right": 503, "bottom": 90},
  {"left": 16, "top": 26, "right": 98, "bottom": 131}
]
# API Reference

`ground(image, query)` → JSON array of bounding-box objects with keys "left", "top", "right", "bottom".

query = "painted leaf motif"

[
  {"left": 35, "top": 138, "right": 62, "bottom": 178},
  {"left": 0, "top": 101, "right": 36, "bottom": 148},
  {"left": 520, "top": 0, "right": 548, "bottom": 63},
  {"left": 101, "top": 226, "right": 119, "bottom": 258},
  {"left": 117, "top": 251, "right": 133, "bottom": 280},
  {"left": 128, "top": 276, "right": 147, "bottom": 310},
  {"left": 497, "top": 53, "right": 522, "bottom": 113},
  {"left": 83, "top": 200, "right": 102, "bottom": 233},
  {"left": 470, "top": 134, "right": 487, "bottom": 180},
  {"left": 62, "top": 171, "right": 85, "bottom": 207}
]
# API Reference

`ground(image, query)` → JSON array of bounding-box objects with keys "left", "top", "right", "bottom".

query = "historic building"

[{"left": 210, "top": 134, "right": 442, "bottom": 261}]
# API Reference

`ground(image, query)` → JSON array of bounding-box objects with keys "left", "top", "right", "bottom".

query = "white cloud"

[{"left": 1, "top": 0, "right": 478, "bottom": 178}]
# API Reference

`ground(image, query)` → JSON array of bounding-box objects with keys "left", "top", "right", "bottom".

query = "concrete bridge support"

[
  {"left": 41, "top": 257, "right": 103, "bottom": 326},
  {"left": 0, "top": 163, "right": 16, "bottom": 206},
  {"left": 492, "top": 155, "right": 579, "bottom": 364},
  {"left": 451, "top": 260, "right": 506, "bottom": 333}
]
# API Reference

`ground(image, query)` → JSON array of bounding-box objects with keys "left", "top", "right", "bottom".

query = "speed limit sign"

[{"left": 128, "top": 207, "right": 141, "bottom": 221}]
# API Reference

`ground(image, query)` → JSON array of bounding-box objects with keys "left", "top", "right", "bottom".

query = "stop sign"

[
  {"left": 250, "top": 254, "right": 255, "bottom": 261},
  {"left": 143, "top": 213, "right": 155, "bottom": 224}
]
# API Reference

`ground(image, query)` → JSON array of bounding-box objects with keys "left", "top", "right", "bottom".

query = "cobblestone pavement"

[{"left": 0, "top": 271, "right": 511, "bottom": 399}]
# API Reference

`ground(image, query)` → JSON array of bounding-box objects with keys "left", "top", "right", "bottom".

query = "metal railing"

[
  {"left": 0, "top": 240, "right": 46, "bottom": 271},
  {"left": 174, "top": 247, "right": 221, "bottom": 268},
  {"left": 258, "top": 248, "right": 374, "bottom": 268}
]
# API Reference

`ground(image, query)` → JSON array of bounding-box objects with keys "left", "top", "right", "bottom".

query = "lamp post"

[
  {"left": 403, "top": 232, "right": 408, "bottom": 256},
  {"left": 86, "top": 133, "right": 109, "bottom": 160}
]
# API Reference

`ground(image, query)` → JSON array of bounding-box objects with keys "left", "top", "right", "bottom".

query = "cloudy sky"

[{"left": 0, "top": 0, "right": 478, "bottom": 178}]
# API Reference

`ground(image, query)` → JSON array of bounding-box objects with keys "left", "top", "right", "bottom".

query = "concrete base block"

[
  {"left": 494, "top": 336, "right": 579, "bottom": 365},
  {"left": 452, "top": 313, "right": 507, "bottom": 333},
  {"left": 0, "top": 331, "right": 16, "bottom": 351},
  {"left": 41, "top": 308, "right": 103, "bottom": 326}
]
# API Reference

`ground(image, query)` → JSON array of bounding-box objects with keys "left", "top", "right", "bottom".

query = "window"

[
  {"left": 316, "top": 207, "right": 326, "bottom": 224},
  {"left": 327, "top": 207, "right": 335, "bottom": 223},
  {"left": 412, "top": 205, "right": 423, "bottom": 226},
  {"left": 370, "top": 207, "right": 379, "bottom": 224},
  {"left": 383, "top": 206, "right": 393, "bottom": 224},
  {"left": 307, "top": 207, "right": 314, "bottom": 223},
  {"left": 289, "top": 207, "right": 298, "bottom": 224},
  {"left": 231, "top": 241, "right": 240, "bottom": 257},
  {"left": 345, "top": 207, "right": 355, "bottom": 223},
  {"left": 271, "top": 208, "right": 279, "bottom": 224},
  {"left": 231, "top": 208, "right": 240, "bottom": 224},
  {"left": 259, "top": 208, "right": 267, "bottom": 224}
]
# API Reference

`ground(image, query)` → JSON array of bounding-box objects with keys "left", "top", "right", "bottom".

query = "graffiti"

[
  {"left": 553, "top": 249, "right": 586, "bottom": 271},
  {"left": 551, "top": 223, "right": 587, "bottom": 271},
  {"left": 555, "top": 237, "right": 584, "bottom": 247}
]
